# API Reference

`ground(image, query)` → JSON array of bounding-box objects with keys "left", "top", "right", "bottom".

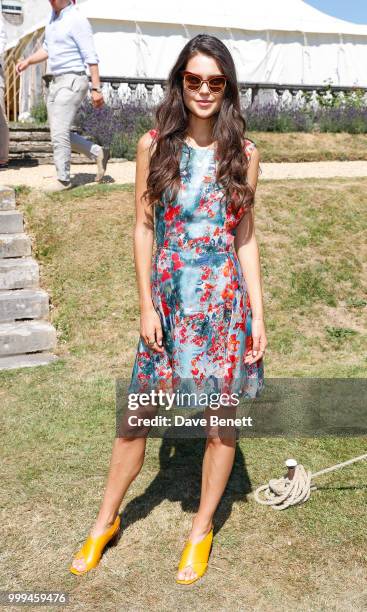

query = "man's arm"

[
  {"left": 88, "top": 64, "right": 104, "bottom": 108},
  {"left": 71, "top": 15, "right": 103, "bottom": 108},
  {"left": 71, "top": 15, "right": 99, "bottom": 66},
  {"left": 16, "top": 48, "right": 48, "bottom": 74}
]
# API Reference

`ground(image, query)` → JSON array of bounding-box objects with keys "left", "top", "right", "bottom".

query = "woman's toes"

[
  {"left": 178, "top": 566, "right": 197, "bottom": 581},
  {"left": 185, "top": 567, "right": 197, "bottom": 581},
  {"left": 72, "top": 558, "right": 86, "bottom": 572}
]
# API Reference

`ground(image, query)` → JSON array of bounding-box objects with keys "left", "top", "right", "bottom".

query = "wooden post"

[
  {"left": 13, "top": 62, "right": 17, "bottom": 121},
  {"left": 5, "top": 56, "right": 10, "bottom": 121}
]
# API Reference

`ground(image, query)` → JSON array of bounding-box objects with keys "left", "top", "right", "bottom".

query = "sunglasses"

[{"left": 181, "top": 71, "right": 227, "bottom": 95}]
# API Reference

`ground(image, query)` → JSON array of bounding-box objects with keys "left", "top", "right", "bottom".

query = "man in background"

[
  {"left": 0, "top": 10, "right": 9, "bottom": 169},
  {"left": 16, "top": 0, "right": 109, "bottom": 191}
]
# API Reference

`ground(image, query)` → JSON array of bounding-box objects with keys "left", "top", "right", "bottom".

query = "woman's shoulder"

[
  {"left": 243, "top": 137, "right": 262, "bottom": 177},
  {"left": 137, "top": 129, "right": 158, "bottom": 153},
  {"left": 148, "top": 128, "right": 159, "bottom": 142},
  {"left": 243, "top": 137, "right": 257, "bottom": 160}
]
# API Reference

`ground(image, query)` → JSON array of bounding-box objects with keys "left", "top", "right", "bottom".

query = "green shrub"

[{"left": 30, "top": 97, "right": 48, "bottom": 124}]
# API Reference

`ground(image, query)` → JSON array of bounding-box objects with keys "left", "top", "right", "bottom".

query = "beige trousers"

[{"left": 46, "top": 73, "right": 101, "bottom": 182}]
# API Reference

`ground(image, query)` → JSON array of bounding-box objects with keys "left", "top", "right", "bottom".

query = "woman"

[{"left": 70, "top": 34, "right": 267, "bottom": 585}]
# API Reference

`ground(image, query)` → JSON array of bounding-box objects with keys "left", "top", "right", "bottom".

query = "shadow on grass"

[
  {"left": 118, "top": 436, "right": 251, "bottom": 538},
  {"left": 44, "top": 181, "right": 133, "bottom": 202},
  {"left": 71, "top": 173, "right": 115, "bottom": 187}
]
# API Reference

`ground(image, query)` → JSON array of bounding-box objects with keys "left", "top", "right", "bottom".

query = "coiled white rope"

[{"left": 253, "top": 453, "right": 367, "bottom": 510}]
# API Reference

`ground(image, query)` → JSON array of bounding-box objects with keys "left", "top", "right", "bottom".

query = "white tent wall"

[
  {"left": 305, "top": 34, "right": 367, "bottom": 87},
  {"left": 78, "top": 0, "right": 367, "bottom": 87},
  {"left": 78, "top": 0, "right": 367, "bottom": 36},
  {"left": 91, "top": 21, "right": 367, "bottom": 87}
]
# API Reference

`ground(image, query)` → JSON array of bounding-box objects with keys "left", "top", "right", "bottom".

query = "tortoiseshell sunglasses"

[{"left": 181, "top": 71, "right": 227, "bottom": 94}]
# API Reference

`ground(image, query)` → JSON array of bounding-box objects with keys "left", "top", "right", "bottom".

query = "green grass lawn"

[
  {"left": 247, "top": 132, "right": 367, "bottom": 162},
  {"left": 1, "top": 179, "right": 366, "bottom": 611}
]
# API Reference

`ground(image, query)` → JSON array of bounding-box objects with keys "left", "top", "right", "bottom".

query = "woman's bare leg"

[
  {"left": 71, "top": 436, "right": 147, "bottom": 572},
  {"left": 176, "top": 434, "right": 236, "bottom": 581}
]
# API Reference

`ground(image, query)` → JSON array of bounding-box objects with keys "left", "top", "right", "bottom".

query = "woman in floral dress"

[
  {"left": 128, "top": 125, "right": 264, "bottom": 399},
  {"left": 70, "top": 33, "right": 267, "bottom": 585}
]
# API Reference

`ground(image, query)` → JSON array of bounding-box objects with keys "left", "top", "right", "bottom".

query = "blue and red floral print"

[{"left": 128, "top": 129, "right": 264, "bottom": 400}]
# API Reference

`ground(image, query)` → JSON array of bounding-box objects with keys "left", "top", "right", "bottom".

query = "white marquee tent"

[
  {"left": 4, "top": 0, "right": 367, "bottom": 85},
  {"left": 3, "top": 0, "right": 367, "bottom": 117},
  {"left": 75, "top": 0, "right": 367, "bottom": 86}
]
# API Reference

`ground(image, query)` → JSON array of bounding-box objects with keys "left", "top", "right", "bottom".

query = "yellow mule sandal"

[
  {"left": 69, "top": 515, "right": 121, "bottom": 576},
  {"left": 176, "top": 528, "right": 213, "bottom": 585}
]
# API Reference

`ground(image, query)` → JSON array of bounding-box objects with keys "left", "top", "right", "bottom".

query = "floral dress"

[{"left": 127, "top": 128, "right": 264, "bottom": 401}]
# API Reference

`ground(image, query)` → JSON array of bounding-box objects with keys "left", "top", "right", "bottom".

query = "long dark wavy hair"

[{"left": 142, "top": 34, "right": 255, "bottom": 214}]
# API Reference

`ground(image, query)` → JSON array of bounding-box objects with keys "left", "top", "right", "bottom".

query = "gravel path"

[{"left": 1, "top": 159, "right": 367, "bottom": 190}]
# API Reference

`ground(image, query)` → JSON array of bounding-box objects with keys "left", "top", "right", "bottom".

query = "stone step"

[
  {"left": 0, "top": 352, "right": 59, "bottom": 371},
  {"left": 0, "top": 187, "right": 16, "bottom": 211},
  {"left": 0, "top": 289, "right": 50, "bottom": 323},
  {"left": 0, "top": 320, "right": 57, "bottom": 357},
  {"left": 10, "top": 131, "right": 52, "bottom": 142},
  {"left": 10, "top": 141, "right": 53, "bottom": 152},
  {"left": 0, "top": 210, "right": 24, "bottom": 234},
  {"left": 9, "top": 152, "right": 88, "bottom": 165},
  {"left": 0, "top": 257, "right": 39, "bottom": 290},
  {"left": 0, "top": 233, "right": 32, "bottom": 258}
]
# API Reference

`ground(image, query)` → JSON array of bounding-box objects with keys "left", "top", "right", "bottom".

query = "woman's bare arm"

[
  {"left": 134, "top": 132, "right": 164, "bottom": 352},
  {"left": 234, "top": 147, "right": 267, "bottom": 362}
]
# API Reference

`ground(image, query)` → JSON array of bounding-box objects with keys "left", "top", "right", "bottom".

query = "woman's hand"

[
  {"left": 140, "top": 304, "right": 165, "bottom": 353},
  {"left": 244, "top": 317, "right": 267, "bottom": 364}
]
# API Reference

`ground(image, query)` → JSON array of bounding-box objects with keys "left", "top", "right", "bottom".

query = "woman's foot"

[
  {"left": 70, "top": 516, "right": 119, "bottom": 574},
  {"left": 176, "top": 516, "right": 213, "bottom": 582}
]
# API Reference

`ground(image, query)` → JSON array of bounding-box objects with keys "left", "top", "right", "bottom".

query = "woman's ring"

[{"left": 148, "top": 339, "right": 155, "bottom": 346}]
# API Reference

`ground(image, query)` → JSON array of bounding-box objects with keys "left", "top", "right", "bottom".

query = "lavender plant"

[
  {"left": 316, "top": 104, "right": 367, "bottom": 133},
  {"left": 74, "top": 99, "right": 154, "bottom": 159},
  {"left": 73, "top": 90, "right": 367, "bottom": 160},
  {"left": 245, "top": 102, "right": 314, "bottom": 132}
]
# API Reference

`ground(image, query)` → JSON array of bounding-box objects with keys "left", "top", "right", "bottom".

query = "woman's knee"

[
  {"left": 205, "top": 433, "right": 236, "bottom": 448},
  {"left": 114, "top": 435, "right": 147, "bottom": 448}
]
